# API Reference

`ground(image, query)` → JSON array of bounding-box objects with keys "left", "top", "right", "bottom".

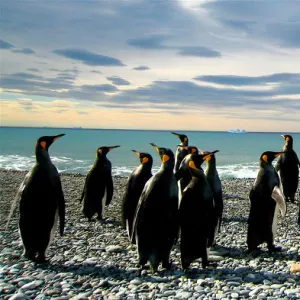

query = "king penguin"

[
  {"left": 15, "top": 134, "right": 65, "bottom": 262},
  {"left": 121, "top": 150, "right": 153, "bottom": 242},
  {"left": 179, "top": 153, "right": 217, "bottom": 270},
  {"left": 171, "top": 132, "right": 189, "bottom": 172},
  {"left": 202, "top": 150, "right": 223, "bottom": 233},
  {"left": 247, "top": 151, "right": 286, "bottom": 253},
  {"left": 132, "top": 143, "right": 179, "bottom": 273},
  {"left": 81, "top": 146, "right": 120, "bottom": 221},
  {"left": 275, "top": 135, "right": 300, "bottom": 203}
]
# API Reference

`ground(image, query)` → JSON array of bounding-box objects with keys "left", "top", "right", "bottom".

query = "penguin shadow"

[{"left": 180, "top": 265, "right": 297, "bottom": 285}]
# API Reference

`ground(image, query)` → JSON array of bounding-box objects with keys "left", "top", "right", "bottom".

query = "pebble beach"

[{"left": 0, "top": 169, "right": 299, "bottom": 300}]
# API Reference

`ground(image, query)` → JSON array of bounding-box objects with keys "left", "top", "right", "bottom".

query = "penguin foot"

[
  {"left": 36, "top": 253, "right": 48, "bottom": 264},
  {"left": 268, "top": 245, "right": 282, "bottom": 253},
  {"left": 162, "top": 260, "right": 172, "bottom": 270},
  {"left": 247, "top": 247, "right": 260, "bottom": 255},
  {"left": 150, "top": 264, "right": 158, "bottom": 274},
  {"left": 22, "top": 251, "right": 36, "bottom": 261},
  {"left": 207, "top": 262, "right": 218, "bottom": 268}
]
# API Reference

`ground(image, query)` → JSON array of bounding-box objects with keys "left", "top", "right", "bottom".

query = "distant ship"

[{"left": 228, "top": 129, "right": 247, "bottom": 133}]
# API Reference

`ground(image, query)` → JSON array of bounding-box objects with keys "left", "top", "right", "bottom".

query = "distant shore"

[{"left": 0, "top": 169, "right": 299, "bottom": 299}]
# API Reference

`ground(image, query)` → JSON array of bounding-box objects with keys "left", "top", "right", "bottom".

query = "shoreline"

[{"left": 0, "top": 169, "right": 299, "bottom": 299}]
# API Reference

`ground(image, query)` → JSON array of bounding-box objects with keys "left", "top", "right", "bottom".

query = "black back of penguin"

[
  {"left": 121, "top": 150, "right": 153, "bottom": 241},
  {"left": 171, "top": 132, "right": 189, "bottom": 172},
  {"left": 132, "top": 143, "right": 179, "bottom": 272},
  {"left": 179, "top": 153, "right": 216, "bottom": 270},
  {"left": 81, "top": 146, "right": 120, "bottom": 221},
  {"left": 17, "top": 134, "right": 65, "bottom": 262},
  {"left": 247, "top": 151, "right": 286, "bottom": 253},
  {"left": 275, "top": 135, "right": 300, "bottom": 203}
]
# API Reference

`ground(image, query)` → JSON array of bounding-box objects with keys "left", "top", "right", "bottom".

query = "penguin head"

[
  {"left": 187, "top": 153, "right": 213, "bottom": 176},
  {"left": 171, "top": 132, "right": 188, "bottom": 144},
  {"left": 281, "top": 134, "right": 293, "bottom": 147},
  {"left": 97, "top": 145, "right": 120, "bottom": 158},
  {"left": 178, "top": 145, "right": 199, "bottom": 154},
  {"left": 150, "top": 142, "right": 175, "bottom": 164},
  {"left": 131, "top": 150, "right": 153, "bottom": 165},
  {"left": 36, "top": 134, "right": 65, "bottom": 151},
  {"left": 260, "top": 151, "right": 284, "bottom": 164},
  {"left": 200, "top": 150, "right": 220, "bottom": 164}
]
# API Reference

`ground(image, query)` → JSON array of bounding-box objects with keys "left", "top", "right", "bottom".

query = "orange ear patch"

[
  {"left": 286, "top": 137, "right": 290, "bottom": 142},
  {"left": 184, "top": 137, "right": 188, "bottom": 142},
  {"left": 40, "top": 141, "right": 47, "bottom": 149},
  {"left": 188, "top": 161, "right": 197, "bottom": 169},
  {"left": 142, "top": 157, "right": 149, "bottom": 164},
  {"left": 205, "top": 155, "right": 212, "bottom": 162},
  {"left": 191, "top": 148, "right": 197, "bottom": 153},
  {"left": 162, "top": 154, "right": 169, "bottom": 163},
  {"left": 262, "top": 154, "right": 268, "bottom": 163},
  {"left": 98, "top": 149, "right": 103, "bottom": 153}
]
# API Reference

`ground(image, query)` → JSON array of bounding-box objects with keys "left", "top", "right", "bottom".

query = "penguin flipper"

[
  {"left": 80, "top": 173, "right": 90, "bottom": 203},
  {"left": 272, "top": 186, "right": 286, "bottom": 217},
  {"left": 6, "top": 170, "right": 32, "bottom": 230},
  {"left": 275, "top": 156, "right": 282, "bottom": 172},
  {"left": 174, "top": 165, "right": 185, "bottom": 181},
  {"left": 105, "top": 175, "right": 113, "bottom": 206}
]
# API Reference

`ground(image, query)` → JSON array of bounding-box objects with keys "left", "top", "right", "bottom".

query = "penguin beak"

[
  {"left": 149, "top": 142, "right": 160, "bottom": 153},
  {"left": 108, "top": 145, "right": 120, "bottom": 151},
  {"left": 53, "top": 133, "right": 65, "bottom": 142},
  {"left": 281, "top": 135, "right": 285, "bottom": 139},
  {"left": 171, "top": 132, "right": 180, "bottom": 137},
  {"left": 131, "top": 150, "right": 140, "bottom": 157},
  {"left": 200, "top": 149, "right": 219, "bottom": 155}
]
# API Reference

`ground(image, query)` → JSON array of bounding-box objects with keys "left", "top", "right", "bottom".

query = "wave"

[{"left": 0, "top": 154, "right": 259, "bottom": 178}]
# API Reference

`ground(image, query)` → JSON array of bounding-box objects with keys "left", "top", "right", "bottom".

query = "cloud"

[
  {"left": 27, "top": 68, "right": 40, "bottom": 72},
  {"left": 11, "top": 48, "right": 35, "bottom": 54},
  {"left": 0, "top": 39, "right": 14, "bottom": 49},
  {"left": 1, "top": 70, "right": 299, "bottom": 119},
  {"left": 132, "top": 66, "right": 150, "bottom": 71},
  {"left": 106, "top": 76, "right": 130, "bottom": 86},
  {"left": 81, "top": 84, "right": 118, "bottom": 92},
  {"left": 194, "top": 73, "right": 300, "bottom": 86},
  {"left": 127, "top": 35, "right": 169, "bottom": 49},
  {"left": 110, "top": 78, "right": 300, "bottom": 114},
  {"left": 202, "top": 0, "right": 300, "bottom": 49},
  {"left": 53, "top": 48, "right": 126, "bottom": 66},
  {"left": 11, "top": 72, "right": 44, "bottom": 80},
  {"left": 127, "top": 35, "right": 222, "bottom": 58},
  {"left": 178, "top": 46, "right": 221, "bottom": 57}
]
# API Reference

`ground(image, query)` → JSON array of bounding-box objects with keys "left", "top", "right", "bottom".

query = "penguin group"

[{"left": 7, "top": 132, "right": 299, "bottom": 271}]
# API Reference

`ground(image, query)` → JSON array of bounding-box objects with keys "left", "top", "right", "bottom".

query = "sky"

[{"left": 1, "top": 0, "right": 300, "bottom": 132}]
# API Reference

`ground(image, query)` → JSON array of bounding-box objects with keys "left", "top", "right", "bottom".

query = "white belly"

[
  {"left": 272, "top": 203, "right": 279, "bottom": 238},
  {"left": 48, "top": 209, "right": 59, "bottom": 252}
]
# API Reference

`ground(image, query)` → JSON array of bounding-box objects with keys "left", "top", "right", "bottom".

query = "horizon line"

[{"left": 0, "top": 125, "right": 299, "bottom": 134}]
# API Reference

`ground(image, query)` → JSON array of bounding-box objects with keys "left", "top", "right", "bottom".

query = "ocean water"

[{"left": 0, "top": 127, "right": 299, "bottom": 179}]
